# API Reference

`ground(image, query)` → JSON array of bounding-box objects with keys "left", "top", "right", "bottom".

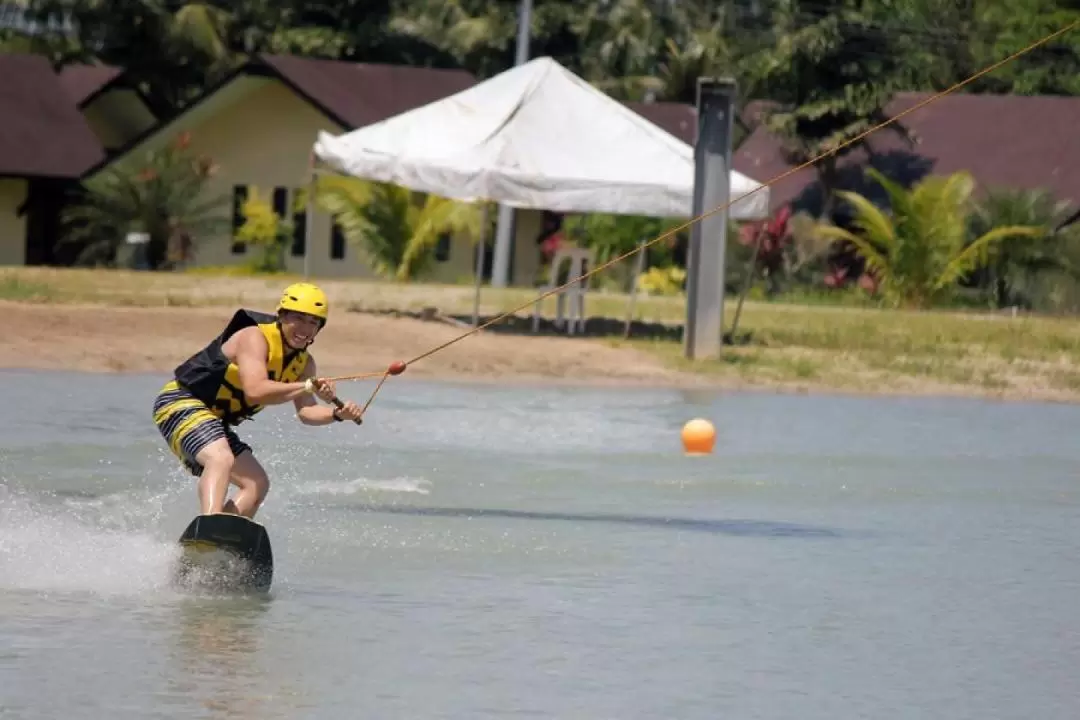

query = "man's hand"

[
  {"left": 334, "top": 400, "right": 363, "bottom": 423},
  {"left": 305, "top": 377, "right": 338, "bottom": 404}
]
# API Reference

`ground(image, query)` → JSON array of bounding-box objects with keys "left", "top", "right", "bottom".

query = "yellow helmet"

[{"left": 277, "top": 282, "right": 329, "bottom": 324}]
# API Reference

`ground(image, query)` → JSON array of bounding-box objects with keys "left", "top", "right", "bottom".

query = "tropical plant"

[
  {"left": 234, "top": 186, "right": 295, "bottom": 273},
  {"left": 313, "top": 176, "right": 484, "bottom": 280},
  {"left": 815, "top": 168, "right": 1044, "bottom": 309},
  {"left": 636, "top": 265, "right": 685, "bottom": 296},
  {"left": 966, "top": 187, "right": 1080, "bottom": 309},
  {"left": 560, "top": 212, "right": 684, "bottom": 290},
  {"left": 60, "top": 132, "right": 230, "bottom": 269}
]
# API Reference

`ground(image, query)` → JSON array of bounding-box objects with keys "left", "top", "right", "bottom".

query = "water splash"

[
  {"left": 0, "top": 485, "right": 180, "bottom": 597},
  {"left": 291, "top": 476, "right": 433, "bottom": 497}
]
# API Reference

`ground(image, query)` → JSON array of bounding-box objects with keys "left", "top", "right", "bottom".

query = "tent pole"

[
  {"left": 303, "top": 152, "right": 315, "bottom": 279},
  {"left": 489, "top": 0, "right": 533, "bottom": 288},
  {"left": 624, "top": 238, "right": 647, "bottom": 339},
  {"left": 473, "top": 203, "right": 490, "bottom": 327}
]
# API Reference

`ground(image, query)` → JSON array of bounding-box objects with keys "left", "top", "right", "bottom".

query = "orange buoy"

[{"left": 681, "top": 418, "right": 716, "bottom": 455}]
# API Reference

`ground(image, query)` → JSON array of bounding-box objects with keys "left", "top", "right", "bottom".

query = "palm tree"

[
  {"left": 968, "top": 187, "right": 1080, "bottom": 309},
  {"left": 386, "top": 0, "right": 516, "bottom": 77},
  {"left": 313, "top": 176, "right": 485, "bottom": 281},
  {"left": 60, "top": 133, "right": 231, "bottom": 268},
  {"left": 815, "top": 168, "right": 1044, "bottom": 309}
]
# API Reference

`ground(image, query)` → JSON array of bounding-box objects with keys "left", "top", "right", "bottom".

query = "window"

[
  {"left": 272, "top": 186, "right": 288, "bottom": 217},
  {"left": 330, "top": 222, "right": 345, "bottom": 260},
  {"left": 291, "top": 188, "right": 306, "bottom": 257},
  {"left": 435, "top": 232, "right": 451, "bottom": 262},
  {"left": 230, "top": 185, "right": 248, "bottom": 254}
]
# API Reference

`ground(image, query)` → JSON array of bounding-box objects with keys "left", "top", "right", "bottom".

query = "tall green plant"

[
  {"left": 313, "top": 176, "right": 483, "bottom": 280},
  {"left": 967, "top": 187, "right": 1079, "bottom": 309},
  {"left": 816, "top": 168, "right": 1043, "bottom": 309},
  {"left": 61, "top": 132, "right": 231, "bottom": 269}
]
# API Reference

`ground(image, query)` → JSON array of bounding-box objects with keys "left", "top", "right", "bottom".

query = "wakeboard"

[{"left": 172, "top": 513, "right": 274, "bottom": 593}]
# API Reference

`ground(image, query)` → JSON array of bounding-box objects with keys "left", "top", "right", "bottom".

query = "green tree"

[
  {"left": 745, "top": 0, "right": 920, "bottom": 219},
  {"left": 972, "top": 0, "right": 1080, "bottom": 95},
  {"left": 25, "top": 0, "right": 292, "bottom": 113},
  {"left": 815, "top": 168, "right": 1043, "bottom": 308}
]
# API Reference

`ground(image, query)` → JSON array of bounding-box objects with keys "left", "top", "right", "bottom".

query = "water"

[{"left": 1, "top": 367, "right": 1079, "bottom": 719}]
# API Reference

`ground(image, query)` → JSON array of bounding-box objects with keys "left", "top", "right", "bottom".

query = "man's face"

[{"left": 279, "top": 310, "right": 322, "bottom": 348}]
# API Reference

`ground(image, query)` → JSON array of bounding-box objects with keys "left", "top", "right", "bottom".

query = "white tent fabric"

[{"left": 312, "top": 56, "right": 771, "bottom": 220}]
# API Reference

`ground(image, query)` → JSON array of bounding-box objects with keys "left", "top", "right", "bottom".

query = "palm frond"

[
  {"left": 936, "top": 225, "right": 1044, "bottom": 290},
  {"left": 833, "top": 188, "right": 895, "bottom": 250},
  {"left": 397, "top": 196, "right": 483, "bottom": 279},
  {"left": 815, "top": 224, "right": 891, "bottom": 283}
]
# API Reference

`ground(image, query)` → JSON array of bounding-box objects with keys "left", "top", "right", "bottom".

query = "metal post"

[
  {"left": 489, "top": 0, "right": 533, "bottom": 288},
  {"left": 684, "top": 77, "right": 736, "bottom": 360},
  {"left": 473, "top": 203, "right": 490, "bottom": 327}
]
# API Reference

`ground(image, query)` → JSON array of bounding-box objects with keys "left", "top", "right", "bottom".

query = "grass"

[
  {"left": 624, "top": 301, "right": 1080, "bottom": 397},
  {"left": 5, "top": 266, "right": 1080, "bottom": 399}
]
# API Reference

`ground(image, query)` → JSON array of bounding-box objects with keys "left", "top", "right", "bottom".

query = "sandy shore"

[
  {"left": 2, "top": 300, "right": 708, "bottom": 389},
  {"left": 6, "top": 299, "right": 1079, "bottom": 404}
]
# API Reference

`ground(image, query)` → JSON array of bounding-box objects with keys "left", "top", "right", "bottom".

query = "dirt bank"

[{"left": 1, "top": 301, "right": 706, "bottom": 388}]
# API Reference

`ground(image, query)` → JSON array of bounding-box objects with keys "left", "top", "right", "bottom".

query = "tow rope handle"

[
  {"left": 310, "top": 361, "right": 408, "bottom": 425},
  {"left": 330, "top": 395, "right": 363, "bottom": 425},
  {"left": 305, "top": 377, "right": 363, "bottom": 425}
]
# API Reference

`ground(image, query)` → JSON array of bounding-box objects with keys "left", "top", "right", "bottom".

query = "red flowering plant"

[
  {"left": 734, "top": 205, "right": 793, "bottom": 296},
  {"left": 61, "top": 132, "right": 228, "bottom": 269}
]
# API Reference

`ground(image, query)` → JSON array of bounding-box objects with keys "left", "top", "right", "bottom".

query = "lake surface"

[{"left": 1, "top": 367, "right": 1079, "bottom": 719}]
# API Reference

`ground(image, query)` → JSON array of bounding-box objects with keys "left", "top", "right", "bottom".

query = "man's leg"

[
  {"left": 154, "top": 382, "right": 236, "bottom": 514},
  {"left": 227, "top": 449, "right": 271, "bottom": 519},
  {"left": 190, "top": 438, "right": 236, "bottom": 515}
]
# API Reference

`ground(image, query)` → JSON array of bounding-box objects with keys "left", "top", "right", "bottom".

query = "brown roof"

[
  {"left": 733, "top": 91, "right": 1080, "bottom": 215},
  {"left": 258, "top": 54, "right": 478, "bottom": 128},
  {"left": 57, "top": 61, "right": 123, "bottom": 106},
  {"left": 266, "top": 55, "right": 704, "bottom": 147},
  {"left": 624, "top": 101, "right": 697, "bottom": 145},
  {"left": 0, "top": 53, "right": 106, "bottom": 178}
]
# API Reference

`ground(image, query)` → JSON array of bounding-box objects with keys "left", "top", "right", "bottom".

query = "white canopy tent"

[
  {"left": 307, "top": 56, "right": 771, "bottom": 331},
  {"left": 311, "top": 56, "right": 770, "bottom": 220}
]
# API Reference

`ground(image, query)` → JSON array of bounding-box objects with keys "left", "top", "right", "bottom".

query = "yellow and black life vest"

[{"left": 173, "top": 309, "right": 310, "bottom": 425}]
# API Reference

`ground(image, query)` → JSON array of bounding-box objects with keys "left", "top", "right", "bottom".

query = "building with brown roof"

[
  {"left": 73, "top": 53, "right": 482, "bottom": 280},
  {"left": 57, "top": 61, "right": 158, "bottom": 151},
  {"left": 7, "top": 52, "right": 1074, "bottom": 283},
  {"left": 0, "top": 52, "right": 732, "bottom": 280},
  {"left": 8, "top": 52, "right": 713, "bottom": 281},
  {"left": 0, "top": 53, "right": 107, "bottom": 265},
  {"left": 733, "top": 91, "right": 1080, "bottom": 217}
]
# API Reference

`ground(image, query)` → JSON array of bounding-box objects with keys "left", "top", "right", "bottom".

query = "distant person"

[{"left": 152, "top": 282, "right": 363, "bottom": 519}]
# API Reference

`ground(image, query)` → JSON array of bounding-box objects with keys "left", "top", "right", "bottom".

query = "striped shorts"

[{"left": 152, "top": 379, "right": 250, "bottom": 477}]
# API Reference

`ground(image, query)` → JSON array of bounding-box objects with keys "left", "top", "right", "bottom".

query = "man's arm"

[
  {"left": 235, "top": 328, "right": 311, "bottom": 406},
  {"left": 294, "top": 357, "right": 339, "bottom": 426}
]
